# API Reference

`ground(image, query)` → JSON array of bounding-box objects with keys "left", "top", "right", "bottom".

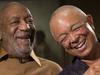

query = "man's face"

[
  {"left": 2, "top": 5, "right": 35, "bottom": 58},
  {"left": 51, "top": 12, "right": 97, "bottom": 57}
]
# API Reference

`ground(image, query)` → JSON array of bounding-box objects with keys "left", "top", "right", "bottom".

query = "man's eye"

[
  {"left": 27, "top": 20, "right": 33, "bottom": 25},
  {"left": 73, "top": 25, "right": 84, "bottom": 32},
  {"left": 74, "top": 27, "right": 81, "bottom": 31},
  {"left": 59, "top": 38, "right": 65, "bottom": 45},
  {"left": 11, "top": 20, "right": 20, "bottom": 25},
  {"left": 59, "top": 35, "right": 67, "bottom": 44},
  {"left": 72, "top": 24, "right": 84, "bottom": 31}
]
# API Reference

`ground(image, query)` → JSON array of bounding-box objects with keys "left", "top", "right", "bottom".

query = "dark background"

[{"left": 0, "top": 0, "right": 99, "bottom": 68}]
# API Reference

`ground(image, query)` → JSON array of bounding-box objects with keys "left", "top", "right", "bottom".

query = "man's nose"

[
  {"left": 69, "top": 33, "right": 79, "bottom": 44},
  {"left": 18, "top": 20, "right": 30, "bottom": 31}
]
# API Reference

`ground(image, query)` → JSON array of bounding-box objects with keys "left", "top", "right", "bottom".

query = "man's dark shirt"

[{"left": 59, "top": 57, "right": 89, "bottom": 75}]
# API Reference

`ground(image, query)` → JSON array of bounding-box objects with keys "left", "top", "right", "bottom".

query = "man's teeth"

[
  {"left": 75, "top": 40, "right": 85, "bottom": 49},
  {"left": 78, "top": 41, "right": 84, "bottom": 48}
]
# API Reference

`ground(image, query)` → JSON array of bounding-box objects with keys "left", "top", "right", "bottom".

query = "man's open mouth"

[
  {"left": 71, "top": 39, "right": 87, "bottom": 51},
  {"left": 17, "top": 36, "right": 29, "bottom": 39},
  {"left": 15, "top": 34, "right": 31, "bottom": 45},
  {"left": 16, "top": 33, "right": 31, "bottom": 39}
]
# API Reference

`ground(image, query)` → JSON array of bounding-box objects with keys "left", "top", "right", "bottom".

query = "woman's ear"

[{"left": 87, "top": 14, "right": 95, "bottom": 30}]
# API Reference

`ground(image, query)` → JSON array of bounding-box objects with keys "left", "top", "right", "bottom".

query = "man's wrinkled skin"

[
  {"left": 50, "top": 5, "right": 100, "bottom": 75},
  {"left": 0, "top": 2, "right": 35, "bottom": 58},
  {"left": 0, "top": 2, "right": 62, "bottom": 75}
]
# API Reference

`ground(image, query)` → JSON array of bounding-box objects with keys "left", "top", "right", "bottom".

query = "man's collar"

[
  {"left": 30, "top": 49, "right": 41, "bottom": 66},
  {"left": 0, "top": 48, "right": 41, "bottom": 66},
  {"left": 0, "top": 49, "right": 8, "bottom": 59}
]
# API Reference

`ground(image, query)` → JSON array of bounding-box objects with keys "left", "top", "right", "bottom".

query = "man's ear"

[{"left": 87, "top": 14, "right": 95, "bottom": 30}]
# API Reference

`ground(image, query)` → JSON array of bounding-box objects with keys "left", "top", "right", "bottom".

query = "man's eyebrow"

[
  {"left": 57, "top": 22, "right": 80, "bottom": 39},
  {"left": 71, "top": 21, "right": 81, "bottom": 29},
  {"left": 7, "top": 15, "right": 19, "bottom": 21},
  {"left": 57, "top": 33, "right": 68, "bottom": 40},
  {"left": 71, "top": 21, "right": 86, "bottom": 30},
  {"left": 72, "top": 23, "right": 83, "bottom": 30}
]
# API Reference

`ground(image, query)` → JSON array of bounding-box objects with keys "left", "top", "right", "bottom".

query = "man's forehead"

[
  {"left": 52, "top": 9, "right": 86, "bottom": 29},
  {"left": 4, "top": 4, "right": 26, "bottom": 12},
  {"left": 51, "top": 12, "right": 86, "bottom": 40},
  {"left": 3, "top": 5, "right": 32, "bottom": 19},
  {"left": 3, "top": 2, "right": 25, "bottom": 10},
  {"left": 1, "top": 2, "right": 28, "bottom": 15}
]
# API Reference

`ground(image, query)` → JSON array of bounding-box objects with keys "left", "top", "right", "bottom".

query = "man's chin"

[{"left": 9, "top": 51, "right": 30, "bottom": 58}]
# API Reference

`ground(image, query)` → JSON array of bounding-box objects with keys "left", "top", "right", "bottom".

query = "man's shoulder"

[
  {"left": 59, "top": 58, "right": 89, "bottom": 75},
  {"left": 29, "top": 57, "right": 62, "bottom": 75},
  {"left": 38, "top": 57, "right": 62, "bottom": 70}
]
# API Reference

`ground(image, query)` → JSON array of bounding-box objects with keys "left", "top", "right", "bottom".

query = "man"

[
  {"left": 50, "top": 5, "right": 100, "bottom": 75},
  {"left": 0, "top": 2, "right": 62, "bottom": 75}
]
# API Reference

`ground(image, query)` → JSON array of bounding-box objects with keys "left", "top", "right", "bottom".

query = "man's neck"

[{"left": 82, "top": 43, "right": 100, "bottom": 66}]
